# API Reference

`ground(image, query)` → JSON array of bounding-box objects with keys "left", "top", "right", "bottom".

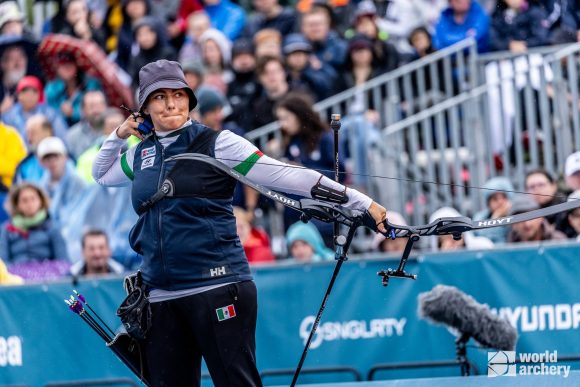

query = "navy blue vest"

[{"left": 128, "top": 123, "right": 252, "bottom": 290}]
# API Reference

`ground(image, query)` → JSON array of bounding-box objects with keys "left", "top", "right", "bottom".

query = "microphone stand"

[{"left": 455, "top": 333, "right": 471, "bottom": 377}]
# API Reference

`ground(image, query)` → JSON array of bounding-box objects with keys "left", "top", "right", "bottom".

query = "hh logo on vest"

[{"left": 210, "top": 266, "right": 227, "bottom": 277}]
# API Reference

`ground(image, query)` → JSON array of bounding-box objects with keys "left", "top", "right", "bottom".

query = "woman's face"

[
  {"left": 203, "top": 40, "right": 223, "bottom": 67},
  {"left": 125, "top": 0, "right": 147, "bottom": 20},
  {"left": 525, "top": 173, "right": 556, "bottom": 206},
  {"left": 17, "top": 188, "right": 43, "bottom": 217},
  {"left": 355, "top": 17, "right": 377, "bottom": 39},
  {"left": 411, "top": 31, "right": 430, "bottom": 54},
  {"left": 56, "top": 61, "right": 78, "bottom": 82},
  {"left": 290, "top": 240, "right": 314, "bottom": 261},
  {"left": 66, "top": 0, "right": 88, "bottom": 26},
  {"left": 144, "top": 88, "right": 190, "bottom": 132},
  {"left": 568, "top": 209, "right": 580, "bottom": 234},
  {"left": 275, "top": 107, "right": 300, "bottom": 136},
  {"left": 136, "top": 25, "right": 157, "bottom": 50}
]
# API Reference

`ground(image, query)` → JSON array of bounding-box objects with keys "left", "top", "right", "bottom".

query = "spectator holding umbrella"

[
  {"left": 489, "top": 0, "right": 549, "bottom": 52},
  {"left": 44, "top": 52, "right": 102, "bottom": 126},
  {"left": 2, "top": 75, "right": 68, "bottom": 140}
]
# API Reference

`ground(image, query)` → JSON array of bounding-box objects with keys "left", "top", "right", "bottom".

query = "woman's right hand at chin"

[{"left": 116, "top": 115, "right": 146, "bottom": 140}]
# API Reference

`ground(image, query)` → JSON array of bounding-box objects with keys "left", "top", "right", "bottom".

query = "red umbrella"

[{"left": 38, "top": 34, "right": 135, "bottom": 109}]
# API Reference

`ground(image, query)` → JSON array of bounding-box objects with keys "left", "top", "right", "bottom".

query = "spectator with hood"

[
  {"left": 44, "top": 52, "right": 102, "bottom": 126},
  {"left": 283, "top": 33, "right": 336, "bottom": 101},
  {"left": 0, "top": 182, "right": 69, "bottom": 264},
  {"left": 199, "top": 28, "right": 233, "bottom": 94},
  {"left": 300, "top": 3, "right": 348, "bottom": 72},
  {"left": 489, "top": 0, "right": 549, "bottom": 52},
  {"left": 202, "top": 0, "right": 246, "bottom": 41},
  {"left": 507, "top": 194, "right": 567, "bottom": 243},
  {"left": 115, "top": 0, "right": 152, "bottom": 72},
  {"left": 227, "top": 38, "right": 260, "bottom": 132},
  {"left": 128, "top": 16, "right": 177, "bottom": 88},
  {"left": 286, "top": 221, "right": 334, "bottom": 262},
  {"left": 434, "top": 0, "right": 490, "bottom": 52},
  {"left": 472, "top": 176, "right": 514, "bottom": 244},
  {"left": 2, "top": 76, "right": 68, "bottom": 141},
  {"left": 243, "top": 0, "right": 298, "bottom": 38}
]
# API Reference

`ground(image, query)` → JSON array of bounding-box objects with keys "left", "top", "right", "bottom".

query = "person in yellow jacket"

[
  {"left": 0, "top": 258, "right": 23, "bottom": 285},
  {"left": 0, "top": 120, "right": 26, "bottom": 189}
]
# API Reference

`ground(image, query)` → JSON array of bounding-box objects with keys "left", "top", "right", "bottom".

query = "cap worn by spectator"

[
  {"left": 138, "top": 59, "right": 197, "bottom": 111},
  {"left": 0, "top": 1, "right": 24, "bottom": 31},
  {"left": 510, "top": 194, "right": 540, "bottom": 215},
  {"left": 565, "top": 151, "right": 580, "bottom": 177},
  {"left": 37, "top": 136, "right": 67, "bottom": 159},
  {"left": 182, "top": 60, "right": 206, "bottom": 78},
  {"left": 196, "top": 86, "right": 226, "bottom": 115},
  {"left": 283, "top": 33, "right": 312, "bottom": 55},
  {"left": 232, "top": 38, "right": 255, "bottom": 58},
  {"left": 16, "top": 76, "right": 45, "bottom": 103},
  {"left": 355, "top": 0, "right": 377, "bottom": 19}
]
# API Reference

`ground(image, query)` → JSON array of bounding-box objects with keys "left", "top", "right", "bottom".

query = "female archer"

[{"left": 92, "top": 59, "right": 386, "bottom": 386}]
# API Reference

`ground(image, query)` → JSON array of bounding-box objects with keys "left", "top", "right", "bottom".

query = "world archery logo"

[{"left": 488, "top": 351, "right": 516, "bottom": 377}]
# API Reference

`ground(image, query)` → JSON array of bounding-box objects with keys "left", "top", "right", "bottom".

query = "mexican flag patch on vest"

[{"left": 216, "top": 304, "right": 236, "bottom": 321}]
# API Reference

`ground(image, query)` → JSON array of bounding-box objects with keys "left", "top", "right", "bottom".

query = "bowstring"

[{"left": 211, "top": 155, "right": 572, "bottom": 202}]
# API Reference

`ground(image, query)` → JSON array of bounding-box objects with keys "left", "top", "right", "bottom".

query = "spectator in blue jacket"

[
  {"left": 300, "top": 4, "right": 348, "bottom": 71},
  {"left": 433, "top": 0, "right": 490, "bottom": 53},
  {"left": 203, "top": 0, "right": 246, "bottom": 41},
  {"left": 283, "top": 33, "right": 336, "bottom": 101},
  {"left": 0, "top": 182, "right": 69, "bottom": 264},
  {"left": 489, "top": 0, "right": 549, "bottom": 52}
]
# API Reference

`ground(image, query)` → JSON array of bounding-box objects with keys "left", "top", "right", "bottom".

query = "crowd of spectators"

[{"left": 2, "top": 0, "right": 580, "bottom": 284}]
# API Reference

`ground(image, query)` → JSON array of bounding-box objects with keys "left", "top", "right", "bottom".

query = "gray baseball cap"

[{"left": 137, "top": 59, "right": 197, "bottom": 112}]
